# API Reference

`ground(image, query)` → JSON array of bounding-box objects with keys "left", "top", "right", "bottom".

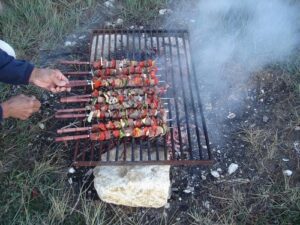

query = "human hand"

[
  {"left": 29, "top": 68, "right": 70, "bottom": 93},
  {"left": 1, "top": 94, "right": 41, "bottom": 120}
]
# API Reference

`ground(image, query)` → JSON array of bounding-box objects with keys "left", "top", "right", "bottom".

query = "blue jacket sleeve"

[
  {"left": 0, "top": 49, "right": 34, "bottom": 85},
  {"left": 0, "top": 49, "right": 35, "bottom": 122}
]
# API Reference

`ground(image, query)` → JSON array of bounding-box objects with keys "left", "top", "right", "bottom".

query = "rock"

[
  {"left": 227, "top": 112, "right": 236, "bottom": 119},
  {"left": 64, "top": 41, "right": 76, "bottom": 47},
  {"left": 201, "top": 174, "right": 207, "bottom": 180},
  {"left": 159, "top": 9, "right": 173, "bottom": 15},
  {"left": 210, "top": 170, "right": 220, "bottom": 178},
  {"left": 38, "top": 122, "right": 45, "bottom": 130},
  {"left": 68, "top": 167, "right": 75, "bottom": 174},
  {"left": 104, "top": 0, "right": 114, "bottom": 8},
  {"left": 282, "top": 158, "right": 289, "bottom": 162},
  {"left": 294, "top": 141, "right": 300, "bottom": 154},
  {"left": 116, "top": 18, "right": 123, "bottom": 26},
  {"left": 283, "top": 170, "right": 293, "bottom": 176},
  {"left": 68, "top": 178, "right": 73, "bottom": 184},
  {"left": 263, "top": 115, "right": 269, "bottom": 123},
  {"left": 203, "top": 201, "right": 210, "bottom": 209},
  {"left": 228, "top": 163, "right": 239, "bottom": 175},
  {"left": 183, "top": 186, "right": 194, "bottom": 194},
  {"left": 94, "top": 165, "right": 171, "bottom": 208}
]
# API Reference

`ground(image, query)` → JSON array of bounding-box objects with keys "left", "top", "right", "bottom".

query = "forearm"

[{"left": 0, "top": 49, "right": 34, "bottom": 85}]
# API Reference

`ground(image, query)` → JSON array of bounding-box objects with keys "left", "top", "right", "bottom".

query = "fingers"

[
  {"left": 55, "top": 70, "right": 69, "bottom": 83},
  {"left": 50, "top": 70, "right": 71, "bottom": 93}
]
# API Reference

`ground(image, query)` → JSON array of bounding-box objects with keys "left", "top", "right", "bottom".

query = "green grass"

[
  {"left": 0, "top": 0, "right": 94, "bottom": 60},
  {"left": 121, "top": 0, "right": 170, "bottom": 26}
]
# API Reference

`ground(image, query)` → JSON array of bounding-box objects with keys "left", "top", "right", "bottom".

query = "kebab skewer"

[
  {"left": 60, "top": 86, "right": 167, "bottom": 103},
  {"left": 57, "top": 117, "right": 167, "bottom": 134},
  {"left": 64, "top": 66, "right": 158, "bottom": 77},
  {"left": 55, "top": 108, "right": 166, "bottom": 120},
  {"left": 65, "top": 73, "right": 159, "bottom": 88},
  {"left": 55, "top": 124, "right": 168, "bottom": 142},
  {"left": 60, "top": 59, "right": 156, "bottom": 69}
]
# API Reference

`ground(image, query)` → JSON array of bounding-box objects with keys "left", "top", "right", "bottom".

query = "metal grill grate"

[{"left": 66, "top": 29, "right": 213, "bottom": 166}]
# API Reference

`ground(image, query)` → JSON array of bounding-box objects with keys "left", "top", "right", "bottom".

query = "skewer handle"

[
  {"left": 55, "top": 113, "right": 87, "bottom": 119},
  {"left": 55, "top": 134, "right": 90, "bottom": 142},
  {"left": 60, "top": 95, "right": 91, "bottom": 103},
  {"left": 56, "top": 108, "right": 87, "bottom": 113},
  {"left": 59, "top": 60, "right": 90, "bottom": 65},
  {"left": 64, "top": 71, "right": 91, "bottom": 76},
  {"left": 65, "top": 80, "right": 90, "bottom": 87},
  {"left": 57, "top": 127, "right": 91, "bottom": 134}
]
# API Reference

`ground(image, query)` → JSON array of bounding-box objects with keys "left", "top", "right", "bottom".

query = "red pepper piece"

[
  {"left": 100, "top": 112, "right": 105, "bottom": 119},
  {"left": 94, "top": 104, "right": 100, "bottom": 110},
  {"left": 118, "top": 95, "right": 125, "bottom": 103},
  {"left": 139, "top": 61, "right": 144, "bottom": 67},
  {"left": 94, "top": 80, "right": 102, "bottom": 88},
  {"left": 99, "top": 132, "right": 106, "bottom": 141},
  {"left": 134, "top": 77, "right": 142, "bottom": 86},
  {"left": 98, "top": 123, "right": 106, "bottom": 131},
  {"left": 112, "top": 130, "right": 120, "bottom": 138}
]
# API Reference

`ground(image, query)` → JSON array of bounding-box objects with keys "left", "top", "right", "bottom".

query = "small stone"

[
  {"left": 38, "top": 122, "right": 45, "bottom": 130},
  {"left": 159, "top": 9, "right": 173, "bottom": 15},
  {"left": 210, "top": 170, "right": 220, "bottom": 178},
  {"left": 294, "top": 141, "right": 300, "bottom": 154},
  {"left": 295, "top": 126, "right": 300, "bottom": 131},
  {"left": 183, "top": 186, "right": 194, "bottom": 194},
  {"left": 283, "top": 170, "right": 293, "bottom": 176},
  {"left": 130, "top": 25, "right": 135, "bottom": 29},
  {"left": 217, "top": 168, "right": 222, "bottom": 173},
  {"left": 228, "top": 163, "right": 239, "bottom": 175},
  {"left": 68, "top": 167, "right": 76, "bottom": 174},
  {"left": 104, "top": 0, "right": 114, "bottom": 8},
  {"left": 64, "top": 41, "right": 76, "bottom": 47},
  {"left": 178, "top": 197, "right": 182, "bottom": 201},
  {"left": 68, "top": 178, "right": 73, "bottom": 184},
  {"left": 201, "top": 174, "right": 207, "bottom": 180},
  {"left": 203, "top": 201, "right": 210, "bottom": 209},
  {"left": 282, "top": 158, "right": 289, "bottom": 162},
  {"left": 227, "top": 112, "right": 236, "bottom": 119},
  {"left": 116, "top": 18, "right": 123, "bottom": 25},
  {"left": 104, "top": 21, "right": 113, "bottom": 28},
  {"left": 263, "top": 116, "right": 269, "bottom": 123},
  {"left": 79, "top": 35, "right": 86, "bottom": 40}
]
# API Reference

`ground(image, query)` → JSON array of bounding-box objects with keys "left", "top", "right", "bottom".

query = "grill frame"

[{"left": 65, "top": 28, "right": 213, "bottom": 167}]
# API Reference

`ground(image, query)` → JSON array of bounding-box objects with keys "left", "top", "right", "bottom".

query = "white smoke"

[{"left": 189, "top": 0, "right": 299, "bottom": 87}]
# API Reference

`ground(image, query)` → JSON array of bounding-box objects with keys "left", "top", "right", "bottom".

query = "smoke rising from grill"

[
  {"left": 169, "top": 0, "right": 299, "bottom": 93},
  {"left": 191, "top": 0, "right": 298, "bottom": 83}
]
